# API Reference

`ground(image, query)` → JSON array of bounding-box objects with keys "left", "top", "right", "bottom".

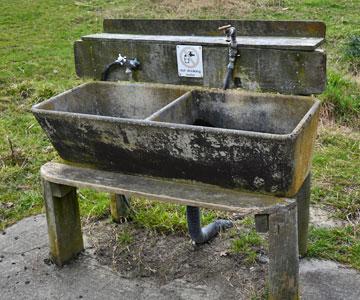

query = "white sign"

[{"left": 176, "top": 45, "right": 203, "bottom": 78}]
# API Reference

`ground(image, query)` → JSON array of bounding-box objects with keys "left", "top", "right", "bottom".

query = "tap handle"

[
  {"left": 218, "top": 25, "right": 235, "bottom": 42},
  {"left": 116, "top": 54, "right": 127, "bottom": 65},
  {"left": 218, "top": 24, "right": 232, "bottom": 32}
]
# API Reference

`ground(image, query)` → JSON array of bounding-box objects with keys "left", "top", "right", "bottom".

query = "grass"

[
  {"left": 0, "top": 0, "right": 359, "bottom": 269},
  {"left": 320, "top": 72, "right": 360, "bottom": 126},
  {"left": 344, "top": 36, "right": 360, "bottom": 76},
  {"left": 312, "top": 125, "right": 360, "bottom": 220},
  {"left": 130, "top": 198, "right": 217, "bottom": 234},
  {"left": 309, "top": 124, "right": 359, "bottom": 269},
  {"left": 229, "top": 217, "right": 266, "bottom": 265},
  {"left": 78, "top": 189, "right": 110, "bottom": 220},
  {"left": 308, "top": 226, "right": 360, "bottom": 269},
  {"left": 117, "top": 230, "right": 134, "bottom": 246},
  {"left": 231, "top": 230, "right": 264, "bottom": 264}
]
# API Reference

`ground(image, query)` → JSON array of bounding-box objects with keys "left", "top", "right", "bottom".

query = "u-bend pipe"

[{"left": 186, "top": 206, "right": 233, "bottom": 244}]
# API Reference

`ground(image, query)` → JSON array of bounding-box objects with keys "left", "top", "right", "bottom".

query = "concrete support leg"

[
  {"left": 268, "top": 205, "right": 299, "bottom": 300},
  {"left": 42, "top": 179, "right": 84, "bottom": 266},
  {"left": 296, "top": 173, "right": 311, "bottom": 256},
  {"left": 110, "top": 194, "right": 130, "bottom": 223}
]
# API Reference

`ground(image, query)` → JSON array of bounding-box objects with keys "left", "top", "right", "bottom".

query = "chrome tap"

[{"left": 101, "top": 53, "right": 140, "bottom": 81}]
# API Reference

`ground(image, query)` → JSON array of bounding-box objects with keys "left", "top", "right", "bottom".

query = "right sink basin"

[
  {"left": 148, "top": 88, "right": 320, "bottom": 196},
  {"left": 149, "top": 89, "right": 315, "bottom": 134}
]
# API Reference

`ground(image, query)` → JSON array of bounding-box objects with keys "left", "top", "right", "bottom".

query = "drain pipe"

[
  {"left": 219, "top": 25, "right": 238, "bottom": 90},
  {"left": 186, "top": 206, "right": 233, "bottom": 244},
  {"left": 185, "top": 25, "right": 237, "bottom": 243}
]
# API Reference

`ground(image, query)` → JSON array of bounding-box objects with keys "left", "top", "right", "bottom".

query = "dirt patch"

[
  {"left": 84, "top": 219, "right": 267, "bottom": 299},
  {"left": 310, "top": 206, "right": 347, "bottom": 228}
]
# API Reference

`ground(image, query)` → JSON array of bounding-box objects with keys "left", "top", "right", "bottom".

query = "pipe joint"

[{"left": 186, "top": 206, "right": 233, "bottom": 244}]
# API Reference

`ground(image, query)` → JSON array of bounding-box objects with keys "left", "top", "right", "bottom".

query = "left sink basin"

[
  {"left": 32, "top": 81, "right": 188, "bottom": 119},
  {"left": 32, "top": 81, "right": 190, "bottom": 173}
]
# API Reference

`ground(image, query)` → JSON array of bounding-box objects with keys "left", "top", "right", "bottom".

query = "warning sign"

[{"left": 176, "top": 45, "right": 203, "bottom": 78}]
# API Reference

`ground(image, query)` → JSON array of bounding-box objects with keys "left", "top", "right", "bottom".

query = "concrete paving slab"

[
  {"left": 1, "top": 215, "right": 360, "bottom": 300},
  {"left": 0, "top": 215, "right": 219, "bottom": 300},
  {"left": 300, "top": 259, "right": 360, "bottom": 300},
  {"left": 0, "top": 215, "right": 48, "bottom": 254}
]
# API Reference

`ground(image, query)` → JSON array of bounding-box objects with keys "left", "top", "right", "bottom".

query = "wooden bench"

[{"left": 41, "top": 162, "right": 310, "bottom": 299}]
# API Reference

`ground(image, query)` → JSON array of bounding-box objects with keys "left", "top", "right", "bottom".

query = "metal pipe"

[
  {"left": 223, "top": 67, "right": 233, "bottom": 91},
  {"left": 101, "top": 61, "right": 123, "bottom": 81},
  {"left": 218, "top": 25, "right": 238, "bottom": 90},
  {"left": 186, "top": 206, "right": 233, "bottom": 244}
]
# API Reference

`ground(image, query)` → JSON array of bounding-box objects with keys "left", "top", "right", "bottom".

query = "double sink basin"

[{"left": 32, "top": 81, "right": 320, "bottom": 197}]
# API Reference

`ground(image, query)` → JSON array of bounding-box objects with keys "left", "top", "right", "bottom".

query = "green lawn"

[{"left": 0, "top": 0, "right": 359, "bottom": 269}]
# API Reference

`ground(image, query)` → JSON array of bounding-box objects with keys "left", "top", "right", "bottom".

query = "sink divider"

[{"left": 145, "top": 91, "right": 194, "bottom": 123}]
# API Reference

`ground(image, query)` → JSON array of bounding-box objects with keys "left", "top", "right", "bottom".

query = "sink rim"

[
  {"left": 31, "top": 81, "right": 193, "bottom": 112},
  {"left": 32, "top": 81, "right": 321, "bottom": 140}
]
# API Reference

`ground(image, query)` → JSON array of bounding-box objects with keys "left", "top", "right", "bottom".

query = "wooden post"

[
  {"left": 42, "top": 179, "right": 84, "bottom": 266},
  {"left": 255, "top": 213, "right": 269, "bottom": 233},
  {"left": 268, "top": 204, "right": 299, "bottom": 300},
  {"left": 296, "top": 173, "right": 311, "bottom": 256},
  {"left": 110, "top": 194, "right": 130, "bottom": 223}
]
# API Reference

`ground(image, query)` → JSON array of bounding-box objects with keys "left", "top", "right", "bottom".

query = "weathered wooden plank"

[
  {"left": 103, "top": 19, "right": 326, "bottom": 38},
  {"left": 42, "top": 179, "right": 83, "bottom": 266},
  {"left": 255, "top": 214, "right": 269, "bottom": 233},
  {"left": 82, "top": 33, "right": 324, "bottom": 51},
  {"left": 41, "top": 162, "right": 293, "bottom": 215},
  {"left": 74, "top": 39, "right": 326, "bottom": 94},
  {"left": 49, "top": 182, "right": 73, "bottom": 198},
  {"left": 268, "top": 205, "right": 299, "bottom": 299},
  {"left": 296, "top": 173, "right": 311, "bottom": 256}
]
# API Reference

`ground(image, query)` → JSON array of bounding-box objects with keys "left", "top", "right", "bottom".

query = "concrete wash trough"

[{"left": 32, "top": 81, "right": 320, "bottom": 197}]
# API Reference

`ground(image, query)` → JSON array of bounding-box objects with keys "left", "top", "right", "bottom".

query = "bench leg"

[
  {"left": 110, "top": 194, "right": 130, "bottom": 223},
  {"left": 42, "top": 179, "right": 84, "bottom": 266},
  {"left": 296, "top": 173, "right": 311, "bottom": 257},
  {"left": 268, "top": 205, "right": 299, "bottom": 300}
]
